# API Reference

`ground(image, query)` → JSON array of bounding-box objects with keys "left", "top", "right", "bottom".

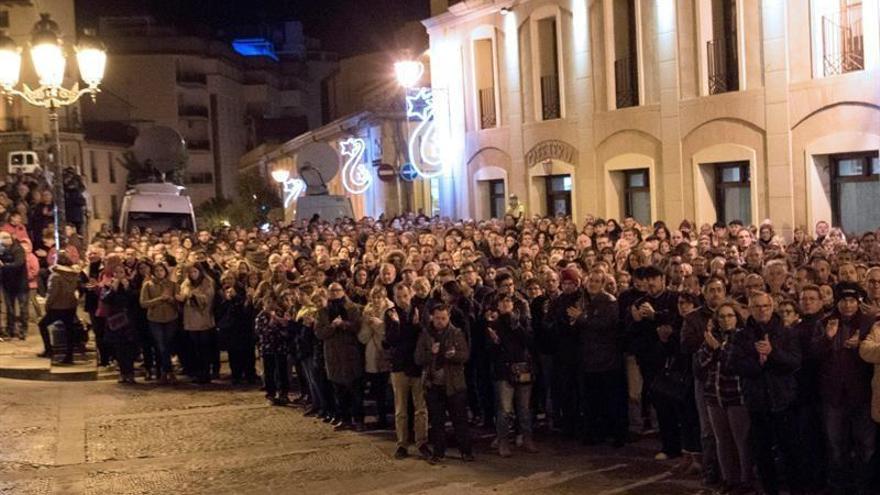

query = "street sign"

[
  {"left": 399, "top": 163, "right": 419, "bottom": 182},
  {"left": 377, "top": 163, "right": 396, "bottom": 183}
]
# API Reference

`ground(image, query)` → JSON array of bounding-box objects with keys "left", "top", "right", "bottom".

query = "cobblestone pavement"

[{"left": 0, "top": 378, "right": 707, "bottom": 495}]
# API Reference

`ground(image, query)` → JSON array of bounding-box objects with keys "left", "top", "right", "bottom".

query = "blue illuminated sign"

[{"left": 231, "top": 38, "right": 279, "bottom": 61}]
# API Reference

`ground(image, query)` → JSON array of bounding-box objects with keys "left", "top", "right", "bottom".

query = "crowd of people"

[{"left": 0, "top": 179, "right": 878, "bottom": 495}]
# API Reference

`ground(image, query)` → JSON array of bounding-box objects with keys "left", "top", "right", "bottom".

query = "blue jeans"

[
  {"left": 495, "top": 380, "right": 533, "bottom": 440},
  {"left": 149, "top": 320, "right": 177, "bottom": 374},
  {"left": 823, "top": 403, "right": 877, "bottom": 490}
]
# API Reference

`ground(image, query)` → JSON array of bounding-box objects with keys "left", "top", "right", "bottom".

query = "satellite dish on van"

[
  {"left": 296, "top": 142, "right": 339, "bottom": 196},
  {"left": 132, "top": 126, "right": 187, "bottom": 173}
]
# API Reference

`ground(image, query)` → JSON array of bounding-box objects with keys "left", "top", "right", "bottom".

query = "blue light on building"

[{"left": 231, "top": 38, "right": 279, "bottom": 61}]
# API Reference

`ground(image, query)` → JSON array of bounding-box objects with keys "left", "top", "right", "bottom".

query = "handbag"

[
  {"left": 649, "top": 357, "right": 689, "bottom": 404},
  {"left": 509, "top": 361, "right": 533, "bottom": 384},
  {"left": 107, "top": 312, "right": 129, "bottom": 332}
]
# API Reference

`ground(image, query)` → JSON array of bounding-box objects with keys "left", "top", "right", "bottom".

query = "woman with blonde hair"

[
  {"left": 176, "top": 264, "right": 216, "bottom": 384},
  {"left": 359, "top": 285, "right": 394, "bottom": 428}
]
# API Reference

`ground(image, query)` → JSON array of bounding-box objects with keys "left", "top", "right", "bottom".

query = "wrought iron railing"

[
  {"left": 540, "top": 74, "right": 560, "bottom": 120},
  {"left": 614, "top": 57, "right": 638, "bottom": 108},
  {"left": 707, "top": 39, "right": 739, "bottom": 95},
  {"left": 478, "top": 87, "right": 496, "bottom": 129},
  {"left": 822, "top": 6, "right": 864, "bottom": 76}
]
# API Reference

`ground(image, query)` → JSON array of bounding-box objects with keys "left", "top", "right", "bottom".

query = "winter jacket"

[
  {"left": 139, "top": 278, "right": 180, "bottom": 323},
  {"left": 858, "top": 323, "right": 880, "bottom": 422},
  {"left": 625, "top": 290, "right": 680, "bottom": 371},
  {"left": 576, "top": 291, "right": 622, "bottom": 373},
  {"left": 0, "top": 240, "right": 27, "bottom": 294},
  {"left": 486, "top": 312, "right": 533, "bottom": 381},
  {"left": 25, "top": 251, "right": 38, "bottom": 290},
  {"left": 359, "top": 298, "right": 393, "bottom": 373},
  {"left": 697, "top": 326, "right": 745, "bottom": 408},
  {"left": 547, "top": 290, "right": 585, "bottom": 366},
  {"left": 45, "top": 265, "right": 80, "bottom": 310},
  {"left": 101, "top": 283, "right": 138, "bottom": 343},
  {"left": 794, "top": 312, "right": 824, "bottom": 406},
  {"left": 383, "top": 305, "right": 422, "bottom": 377},
  {"left": 810, "top": 310, "right": 874, "bottom": 408},
  {"left": 724, "top": 314, "right": 801, "bottom": 412},
  {"left": 255, "top": 310, "right": 289, "bottom": 355},
  {"left": 315, "top": 298, "right": 364, "bottom": 385},
  {"left": 179, "top": 278, "right": 215, "bottom": 331},
  {"left": 415, "top": 322, "right": 469, "bottom": 396}
]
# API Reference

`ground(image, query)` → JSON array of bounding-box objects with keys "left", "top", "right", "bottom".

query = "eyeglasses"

[{"left": 867, "top": 279, "right": 880, "bottom": 286}]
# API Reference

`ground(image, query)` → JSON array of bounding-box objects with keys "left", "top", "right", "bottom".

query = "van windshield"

[{"left": 126, "top": 212, "right": 194, "bottom": 233}]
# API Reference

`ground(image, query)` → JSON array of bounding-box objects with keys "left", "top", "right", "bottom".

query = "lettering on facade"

[{"left": 525, "top": 140, "right": 577, "bottom": 168}]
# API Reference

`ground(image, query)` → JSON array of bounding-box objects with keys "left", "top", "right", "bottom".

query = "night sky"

[{"left": 76, "top": 0, "right": 431, "bottom": 57}]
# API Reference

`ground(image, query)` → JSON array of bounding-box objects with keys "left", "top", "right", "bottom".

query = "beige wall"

[{"left": 424, "top": 0, "right": 880, "bottom": 236}]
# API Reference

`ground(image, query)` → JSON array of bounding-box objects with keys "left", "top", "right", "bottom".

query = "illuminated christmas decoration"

[
  {"left": 339, "top": 137, "right": 371, "bottom": 194},
  {"left": 282, "top": 177, "right": 306, "bottom": 208},
  {"left": 405, "top": 87, "right": 446, "bottom": 178}
]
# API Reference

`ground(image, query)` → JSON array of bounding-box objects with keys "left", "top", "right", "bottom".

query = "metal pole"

[{"left": 49, "top": 106, "right": 64, "bottom": 251}]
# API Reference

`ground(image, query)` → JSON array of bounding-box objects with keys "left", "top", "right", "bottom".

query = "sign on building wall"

[{"left": 524, "top": 140, "right": 577, "bottom": 168}]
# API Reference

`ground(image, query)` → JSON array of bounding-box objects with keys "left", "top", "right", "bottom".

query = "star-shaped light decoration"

[{"left": 405, "top": 87, "right": 433, "bottom": 122}]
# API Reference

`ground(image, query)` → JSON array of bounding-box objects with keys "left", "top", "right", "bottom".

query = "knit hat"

[
  {"left": 560, "top": 267, "right": 581, "bottom": 284},
  {"left": 834, "top": 281, "right": 865, "bottom": 304}
]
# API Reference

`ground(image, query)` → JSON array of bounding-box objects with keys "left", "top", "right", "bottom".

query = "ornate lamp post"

[{"left": 0, "top": 13, "right": 106, "bottom": 248}]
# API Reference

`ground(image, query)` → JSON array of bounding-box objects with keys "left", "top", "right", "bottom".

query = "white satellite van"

[
  {"left": 118, "top": 183, "right": 196, "bottom": 233},
  {"left": 7, "top": 151, "right": 42, "bottom": 175}
]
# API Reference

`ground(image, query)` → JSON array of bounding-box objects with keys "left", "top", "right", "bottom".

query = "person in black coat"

[
  {"left": 218, "top": 280, "right": 255, "bottom": 384},
  {"left": 794, "top": 284, "right": 828, "bottom": 490},
  {"left": 383, "top": 282, "right": 430, "bottom": 459},
  {"left": 486, "top": 292, "right": 537, "bottom": 456},
  {"left": 625, "top": 265, "right": 681, "bottom": 457},
  {"left": 725, "top": 291, "right": 804, "bottom": 495},
  {"left": 546, "top": 267, "right": 586, "bottom": 435},
  {"left": 809, "top": 283, "right": 876, "bottom": 493},
  {"left": 0, "top": 232, "right": 28, "bottom": 339},
  {"left": 101, "top": 264, "right": 140, "bottom": 384},
  {"left": 576, "top": 269, "right": 627, "bottom": 447}
]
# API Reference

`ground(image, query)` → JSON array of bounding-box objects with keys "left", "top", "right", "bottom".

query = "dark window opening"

[
  {"left": 545, "top": 174, "right": 572, "bottom": 217},
  {"left": 714, "top": 161, "right": 750, "bottom": 224},
  {"left": 831, "top": 151, "right": 879, "bottom": 234},
  {"left": 624, "top": 169, "right": 651, "bottom": 225},
  {"left": 488, "top": 179, "right": 505, "bottom": 218}
]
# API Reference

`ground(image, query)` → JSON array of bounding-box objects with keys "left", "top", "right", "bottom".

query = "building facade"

[
  {"left": 81, "top": 16, "right": 337, "bottom": 206},
  {"left": 422, "top": 0, "right": 879, "bottom": 235}
]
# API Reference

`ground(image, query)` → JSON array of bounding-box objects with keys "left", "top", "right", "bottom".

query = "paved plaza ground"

[{"left": 0, "top": 372, "right": 708, "bottom": 495}]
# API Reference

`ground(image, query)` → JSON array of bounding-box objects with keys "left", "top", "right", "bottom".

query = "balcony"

[
  {"left": 176, "top": 71, "right": 207, "bottom": 87},
  {"left": 178, "top": 105, "right": 209, "bottom": 119},
  {"left": 614, "top": 57, "right": 639, "bottom": 108},
  {"left": 540, "top": 74, "right": 560, "bottom": 120},
  {"left": 822, "top": 6, "right": 864, "bottom": 76},
  {"left": 707, "top": 39, "right": 739, "bottom": 95},
  {"left": 186, "top": 139, "right": 211, "bottom": 151},
  {"left": 1, "top": 117, "right": 29, "bottom": 132},
  {"left": 478, "top": 87, "right": 496, "bottom": 129}
]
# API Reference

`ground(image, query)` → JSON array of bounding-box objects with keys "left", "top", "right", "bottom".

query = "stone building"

[{"left": 421, "top": 0, "right": 879, "bottom": 235}]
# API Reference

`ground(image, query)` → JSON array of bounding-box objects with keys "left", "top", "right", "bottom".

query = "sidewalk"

[{"left": 0, "top": 330, "right": 99, "bottom": 381}]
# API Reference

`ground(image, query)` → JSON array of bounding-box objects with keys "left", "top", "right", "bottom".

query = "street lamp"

[
  {"left": 0, "top": 13, "right": 106, "bottom": 249},
  {"left": 394, "top": 60, "right": 423, "bottom": 89}
]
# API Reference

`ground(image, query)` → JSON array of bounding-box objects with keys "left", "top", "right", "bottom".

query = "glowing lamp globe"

[
  {"left": 0, "top": 33, "right": 21, "bottom": 88},
  {"left": 271, "top": 168, "right": 290, "bottom": 183},
  {"left": 76, "top": 30, "right": 106, "bottom": 87},
  {"left": 394, "top": 60, "right": 423, "bottom": 89},
  {"left": 30, "top": 14, "right": 66, "bottom": 88}
]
